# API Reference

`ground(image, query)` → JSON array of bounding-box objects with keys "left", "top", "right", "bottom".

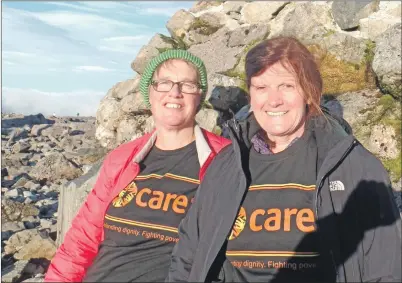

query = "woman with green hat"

[{"left": 45, "top": 49, "right": 231, "bottom": 282}]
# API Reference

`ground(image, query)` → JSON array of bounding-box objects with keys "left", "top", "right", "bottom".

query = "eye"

[{"left": 279, "top": 83, "right": 295, "bottom": 90}]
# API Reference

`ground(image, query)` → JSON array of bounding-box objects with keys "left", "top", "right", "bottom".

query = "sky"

[{"left": 1, "top": 1, "right": 195, "bottom": 116}]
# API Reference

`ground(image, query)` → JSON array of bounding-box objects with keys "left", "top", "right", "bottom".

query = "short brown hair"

[{"left": 245, "top": 36, "right": 323, "bottom": 117}]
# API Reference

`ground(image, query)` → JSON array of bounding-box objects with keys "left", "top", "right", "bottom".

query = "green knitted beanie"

[{"left": 139, "top": 49, "right": 208, "bottom": 108}]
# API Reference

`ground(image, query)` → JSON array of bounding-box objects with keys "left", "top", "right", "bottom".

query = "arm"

[
  {"left": 45, "top": 154, "right": 113, "bottom": 282},
  {"left": 354, "top": 148, "right": 401, "bottom": 282}
]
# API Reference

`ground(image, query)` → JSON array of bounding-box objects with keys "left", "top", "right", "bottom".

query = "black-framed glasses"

[{"left": 151, "top": 80, "right": 200, "bottom": 94}]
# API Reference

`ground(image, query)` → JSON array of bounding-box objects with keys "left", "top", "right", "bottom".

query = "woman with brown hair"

[{"left": 167, "top": 37, "right": 401, "bottom": 283}]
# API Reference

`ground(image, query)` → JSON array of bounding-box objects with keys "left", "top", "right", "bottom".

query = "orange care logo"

[
  {"left": 112, "top": 181, "right": 192, "bottom": 214},
  {"left": 112, "top": 182, "right": 138, "bottom": 207},
  {"left": 229, "top": 207, "right": 247, "bottom": 240},
  {"left": 228, "top": 207, "right": 316, "bottom": 240}
]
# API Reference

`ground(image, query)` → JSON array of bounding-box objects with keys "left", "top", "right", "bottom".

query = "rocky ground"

[{"left": 1, "top": 113, "right": 107, "bottom": 282}]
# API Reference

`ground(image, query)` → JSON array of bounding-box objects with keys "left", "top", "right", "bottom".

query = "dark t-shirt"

[
  {"left": 83, "top": 141, "right": 200, "bottom": 282},
  {"left": 225, "top": 129, "right": 328, "bottom": 282}
]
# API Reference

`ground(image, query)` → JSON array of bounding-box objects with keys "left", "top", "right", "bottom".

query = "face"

[
  {"left": 249, "top": 61, "right": 307, "bottom": 140},
  {"left": 149, "top": 59, "right": 201, "bottom": 131}
]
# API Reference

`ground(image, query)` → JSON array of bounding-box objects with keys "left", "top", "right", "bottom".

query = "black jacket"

[{"left": 167, "top": 112, "right": 402, "bottom": 283}]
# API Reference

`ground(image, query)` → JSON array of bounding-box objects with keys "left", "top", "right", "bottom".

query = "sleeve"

[
  {"left": 353, "top": 148, "right": 402, "bottom": 282},
  {"left": 166, "top": 173, "right": 203, "bottom": 282},
  {"left": 44, "top": 154, "right": 114, "bottom": 282}
]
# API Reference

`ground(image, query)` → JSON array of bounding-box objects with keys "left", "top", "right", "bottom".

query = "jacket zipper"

[{"left": 314, "top": 139, "right": 357, "bottom": 282}]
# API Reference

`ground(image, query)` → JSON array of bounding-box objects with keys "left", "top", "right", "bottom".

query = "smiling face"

[
  {"left": 249, "top": 61, "right": 308, "bottom": 141},
  {"left": 149, "top": 59, "right": 201, "bottom": 131}
]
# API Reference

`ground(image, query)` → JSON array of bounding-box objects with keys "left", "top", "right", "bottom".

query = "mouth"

[
  {"left": 165, "top": 103, "right": 182, "bottom": 109},
  {"left": 265, "top": 111, "right": 288, "bottom": 116}
]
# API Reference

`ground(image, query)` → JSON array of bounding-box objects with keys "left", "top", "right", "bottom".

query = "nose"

[
  {"left": 267, "top": 90, "right": 283, "bottom": 108},
  {"left": 168, "top": 83, "right": 183, "bottom": 98}
]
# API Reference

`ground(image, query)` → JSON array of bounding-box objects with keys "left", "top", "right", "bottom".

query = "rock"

[
  {"left": 369, "top": 124, "right": 399, "bottom": 159},
  {"left": 188, "top": 28, "right": 244, "bottom": 75},
  {"left": 332, "top": 0, "right": 380, "bottom": 30},
  {"left": 166, "top": 9, "right": 195, "bottom": 39},
  {"left": 63, "top": 146, "right": 108, "bottom": 166},
  {"left": 195, "top": 108, "right": 220, "bottom": 132},
  {"left": 11, "top": 141, "right": 31, "bottom": 153},
  {"left": 322, "top": 32, "right": 368, "bottom": 64},
  {"left": 5, "top": 188, "right": 22, "bottom": 198},
  {"left": 131, "top": 34, "right": 175, "bottom": 74},
  {"left": 115, "top": 115, "right": 154, "bottom": 145},
  {"left": 56, "top": 160, "right": 103, "bottom": 246},
  {"left": 96, "top": 96, "right": 121, "bottom": 132},
  {"left": 120, "top": 91, "right": 147, "bottom": 114},
  {"left": 6, "top": 128, "right": 28, "bottom": 146},
  {"left": 189, "top": 1, "right": 222, "bottom": 14},
  {"left": 30, "top": 124, "right": 51, "bottom": 137},
  {"left": 4, "top": 229, "right": 57, "bottom": 260},
  {"left": 21, "top": 274, "right": 45, "bottom": 283},
  {"left": 112, "top": 77, "right": 141, "bottom": 100},
  {"left": 1, "top": 259, "right": 30, "bottom": 283},
  {"left": 95, "top": 124, "right": 116, "bottom": 149},
  {"left": 228, "top": 24, "right": 270, "bottom": 47},
  {"left": 1, "top": 222, "right": 25, "bottom": 241},
  {"left": 12, "top": 175, "right": 32, "bottom": 189},
  {"left": 208, "top": 74, "right": 249, "bottom": 121},
  {"left": 241, "top": 1, "right": 290, "bottom": 24},
  {"left": 372, "top": 23, "right": 402, "bottom": 99},
  {"left": 29, "top": 152, "right": 82, "bottom": 183},
  {"left": 359, "top": 13, "right": 401, "bottom": 40},
  {"left": 1, "top": 199, "right": 40, "bottom": 222},
  {"left": 24, "top": 181, "right": 41, "bottom": 192},
  {"left": 2, "top": 167, "right": 9, "bottom": 178},
  {"left": 1, "top": 114, "right": 52, "bottom": 129},
  {"left": 223, "top": 1, "right": 246, "bottom": 14},
  {"left": 268, "top": 2, "right": 338, "bottom": 46},
  {"left": 23, "top": 191, "right": 33, "bottom": 198}
]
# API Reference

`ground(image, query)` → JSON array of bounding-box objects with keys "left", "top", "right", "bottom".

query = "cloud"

[
  {"left": 2, "top": 87, "right": 105, "bottom": 116},
  {"left": 44, "top": 2, "right": 100, "bottom": 13},
  {"left": 73, "top": 65, "right": 115, "bottom": 72}
]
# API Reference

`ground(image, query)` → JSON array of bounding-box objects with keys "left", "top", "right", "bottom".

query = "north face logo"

[{"left": 329, "top": 180, "right": 345, "bottom": 191}]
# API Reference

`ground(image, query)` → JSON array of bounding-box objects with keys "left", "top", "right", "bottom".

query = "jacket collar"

[{"left": 132, "top": 124, "right": 212, "bottom": 168}]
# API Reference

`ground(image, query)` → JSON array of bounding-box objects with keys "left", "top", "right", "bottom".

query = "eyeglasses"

[{"left": 151, "top": 80, "right": 200, "bottom": 94}]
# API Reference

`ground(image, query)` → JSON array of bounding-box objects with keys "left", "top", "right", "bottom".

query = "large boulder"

[
  {"left": 321, "top": 32, "right": 367, "bottom": 64},
  {"left": 372, "top": 23, "right": 402, "bottom": 99},
  {"left": 130, "top": 34, "right": 175, "bottom": 74},
  {"left": 4, "top": 229, "right": 56, "bottom": 260},
  {"left": 29, "top": 152, "right": 82, "bottom": 183},
  {"left": 268, "top": 2, "right": 338, "bottom": 46},
  {"left": 241, "top": 1, "right": 290, "bottom": 24},
  {"left": 1, "top": 199, "right": 40, "bottom": 223},
  {"left": 331, "top": 0, "right": 380, "bottom": 30},
  {"left": 228, "top": 24, "right": 270, "bottom": 47},
  {"left": 188, "top": 28, "right": 244, "bottom": 75}
]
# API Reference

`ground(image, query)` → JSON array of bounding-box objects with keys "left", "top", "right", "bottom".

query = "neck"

[
  {"left": 265, "top": 125, "right": 305, "bottom": 154},
  {"left": 155, "top": 124, "right": 196, "bottom": 150}
]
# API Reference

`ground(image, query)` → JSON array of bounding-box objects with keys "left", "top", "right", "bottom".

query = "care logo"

[
  {"left": 112, "top": 181, "right": 138, "bottom": 207},
  {"left": 228, "top": 207, "right": 246, "bottom": 240}
]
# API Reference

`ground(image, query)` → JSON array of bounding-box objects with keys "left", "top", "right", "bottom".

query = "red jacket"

[{"left": 45, "top": 127, "right": 230, "bottom": 282}]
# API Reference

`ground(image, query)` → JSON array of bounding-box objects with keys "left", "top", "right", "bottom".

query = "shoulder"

[{"left": 202, "top": 129, "right": 232, "bottom": 154}]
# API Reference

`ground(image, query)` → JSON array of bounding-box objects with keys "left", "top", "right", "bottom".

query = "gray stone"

[
  {"left": 188, "top": 28, "right": 244, "bottom": 75},
  {"left": 96, "top": 96, "right": 122, "bottom": 132},
  {"left": 372, "top": 23, "right": 402, "bottom": 99},
  {"left": 228, "top": 24, "right": 269, "bottom": 47},
  {"left": 29, "top": 152, "right": 82, "bottom": 183},
  {"left": 166, "top": 9, "right": 195, "bottom": 39},
  {"left": 1, "top": 199, "right": 40, "bottom": 222},
  {"left": 223, "top": 1, "right": 246, "bottom": 13},
  {"left": 130, "top": 34, "right": 175, "bottom": 74},
  {"left": 1, "top": 260, "right": 30, "bottom": 283},
  {"left": 195, "top": 108, "right": 220, "bottom": 132},
  {"left": 369, "top": 124, "right": 399, "bottom": 159},
  {"left": 11, "top": 141, "right": 31, "bottom": 153},
  {"left": 115, "top": 115, "right": 154, "bottom": 145},
  {"left": 268, "top": 2, "right": 338, "bottom": 46},
  {"left": 241, "top": 1, "right": 290, "bottom": 24},
  {"left": 30, "top": 124, "right": 51, "bottom": 137},
  {"left": 5, "top": 188, "right": 22, "bottom": 198},
  {"left": 1, "top": 222, "right": 25, "bottom": 241},
  {"left": 321, "top": 32, "right": 367, "bottom": 64},
  {"left": 332, "top": 0, "right": 379, "bottom": 30},
  {"left": 4, "top": 229, "right": 57, "bottom": 260},
  {"left": 120, "top": 91, "right": 148, "bottom": 114}
]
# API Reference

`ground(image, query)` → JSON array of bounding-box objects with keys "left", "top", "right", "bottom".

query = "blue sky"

[{"left": 2, "top": 1, "right": 195, "bottom": 116}]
